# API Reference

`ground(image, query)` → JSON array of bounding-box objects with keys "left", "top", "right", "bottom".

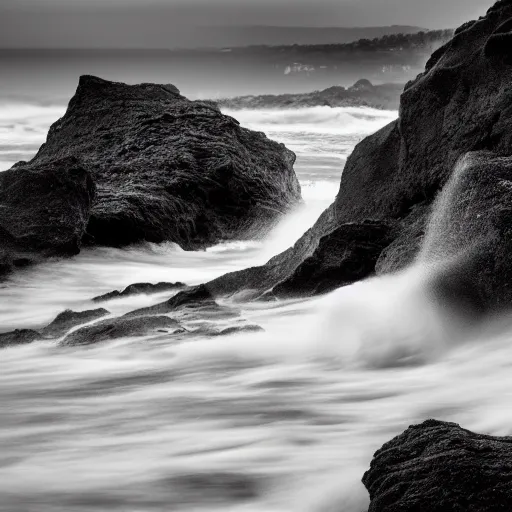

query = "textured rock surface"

[
  {"left": 271, "top": 221, "right": 394, "bottom": 298},
  {"left": 0, "top": 157, "right": 95, "bottom": 276},
  {"left": 209, "top": 0, "right": 512, "bottom": 299},
  {"left": 375, "top": 203, "right": 431, "bottom": 275},
  {"left": 418, "top": 151, "right": 512, "bottom": 315},
  {"left": 41, "top": 308, "right": 110, "bottom": 338},
  {"left": 218, "top": 81, "right": 404, "bottom": 111},
  {"left": 363, "top": 419, "right": 512, "bottom": 512},
  {"left": 61, "top": 316, "right": 180, "bottom": 347},
  {"left": 0, "top": 329, "right": 41, "bottom": 349},
  {"left": 207, "top": 205, "right": 337, "bottom": 299},
  {"left": 92, "top": 282, "right": 186, "bottom": 303},
  {"left": 125, "top": 284, "right": 239, "bottom": 320},
  {"left": 24, "top": 75, "right": 300, "bottom": 250}
]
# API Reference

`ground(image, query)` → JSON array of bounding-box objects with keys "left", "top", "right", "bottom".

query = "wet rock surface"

[
  {"left": 22, "top": 75, "right": 300, "bottom": 251},
  {"left": 0, "top": 157, "right": 95, "bottom": 277},
  {"left": 125, "top": 285, "right": 240, "bottom": 320},
  {"left": 41, "top": 308, "right": 110, "bottom": 338},
  {"left": 363, "top": 419, "right": 512, "bottom": 512},
  {"left": 272, "top": 221, "right": 395, "bottom": 298},
  {"left": 60, "top": 316, "right": 181, "bottom": 347},
  {"left": 92, "top": 282, "right": 186, "bottom": 303},
  {"left": 0, "top": 329, "right": 41, "bottom": 349}
]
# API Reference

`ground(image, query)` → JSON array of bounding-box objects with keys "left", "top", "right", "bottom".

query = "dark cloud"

[{"left": 0, "top": 0, "right": 493, "bottom": 48}]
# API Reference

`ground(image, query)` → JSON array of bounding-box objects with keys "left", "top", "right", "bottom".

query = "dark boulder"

[
  {"left": 92, "top": 282, "right": 186, "bottom": 303},
  {"left": 363, "top": 419, "right": 512, "bottom": 512},
  {"left": 60, "top": 315, "right": 180, "bottom": 347},
  {"left": 41, "top": 308, "right": 110, "bottom": 338},
  {"left": 0, "top": 157, "right": 95, "bottom": 276},
  {"left": 272, "top": 221, "right": 394, "bottom": 298},
  {"left": 375, "top": 203, "right": 431, "bottom": 275},
  {"left": 0, "top": 329, "right": 41, "bottom": 349},
  {"left": 24, "top": 75, "right": 301, "bottom": 250}
]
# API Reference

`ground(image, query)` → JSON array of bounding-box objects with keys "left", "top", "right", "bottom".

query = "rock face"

[
  {"left": 61, "top": 316, "right": 180, "bottom": 347},
  {"left": 271, "top": 221, "right": 395, "bottom": 298},
  {"left": 125, "top": 284, "right": 239, "bottom": 320},
  {"left": 0, "top": 329, "right": 41, "bottom": 349},
  {"left": 92, "top": 282, "right": 186, "bottom": 303},
  {"left": 41, "top": 308, "right": 110, "bottom": 338},
  {"left": 208, "top": 0, "right": 512, "bottom": 301},
  {"left": 363, "top": 419, "right": 512, "bottom": 512},
  {"left": 25, "top": 75, "right": 300, "bottom": 250},
  {"left": 218, "top": 81, "right": 403, "bottom": 111},
  {"left": 0, "top": 157, "right": 95, "bottom": 276}
]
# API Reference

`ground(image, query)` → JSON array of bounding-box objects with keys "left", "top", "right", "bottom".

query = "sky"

[{"left": 0, "top": 0, "right": 494, "bottom": 49}]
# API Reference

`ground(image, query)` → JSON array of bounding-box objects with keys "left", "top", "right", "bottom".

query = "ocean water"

[{"left": 2, "top": 101, "right": 512, "bottom": 512}]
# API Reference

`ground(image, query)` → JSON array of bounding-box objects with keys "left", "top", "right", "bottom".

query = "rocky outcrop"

[
  {"left": 60, "top": 315, "right": 181, "bottom": 347},
  {"left": 0, "top": 157, "right": 95, "bottom": 276},
  {"left": 0, "top": 329, "right": 41, "bottom": 349},
  {"left": 125, "top": 284, "right": 239, "bottom": 319},
  {"left": 363, "top": 419, "right": 512, "bottom": 511},
  {"left": 22, "top": 75, "right": 300, "bottom": 250},
  {"left": 271, "top": 221, "right": 395, "bottom": 298},
  {"left": 41, "top": 308, "right": 110, "bottom": 338},
  {"left": 218, "top": 81, "right": 403, "bottom": 111},
  {"left": 92, "top": 282, "right": 186, "bottom": 303},
  {"left": 208, "top": 0, "right": 512, "bottom": 302}
]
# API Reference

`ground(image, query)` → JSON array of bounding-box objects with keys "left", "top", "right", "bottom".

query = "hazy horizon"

[{"left": 0, "top": 0, "right": 493, "bottom": 49}]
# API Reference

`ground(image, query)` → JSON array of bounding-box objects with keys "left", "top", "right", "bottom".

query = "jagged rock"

[
  {"left": 211, "top": 325, "right": 265, "bottom": 337},
  {"left": 92, "top": 282, "right": 187, "bottom": 303},
  {"left": 363, "top": 419, "right": 512, "bottom": 512},
  {"left": 125, "top": 284, "right": 239, "bottom": 320},
  {"left": 22, "top": 75, "right": 300, "bottom": 250},
  {"left": 272, "top": 221, "right": 395, "bottom": 298},
  {"left": 206, "top": 204, "right": 338, "bottom": 299},
  {"left": 0, "top": 157, "right": 95, "bottom": 277},
  {"left": 60, "top": 316, "right": 180, "bottom": 347},
  {"left": 0, "top": 329, "right": 41, "bottom": 349},
  {"left": 209, "top": 1, "right": 512, "bottom": 300},
  {"left": 41, "top": 308, "right": 110, "bottom": 338},
  {"left": 218, "top": 81, "right": 403, "bottom": 111}
]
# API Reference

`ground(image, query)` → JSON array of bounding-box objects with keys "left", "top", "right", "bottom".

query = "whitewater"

[{"left": 2, "top": 102, "right": 512, "bottom": 512}]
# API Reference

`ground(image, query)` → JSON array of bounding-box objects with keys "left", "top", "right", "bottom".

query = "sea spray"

[{"left": 225, "top": 106, "right": 397, "bottom": 136}]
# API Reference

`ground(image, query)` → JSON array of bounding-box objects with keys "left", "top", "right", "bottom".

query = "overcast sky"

[{"left": 0, "top": 0, "right": 493, "bottom": 49}]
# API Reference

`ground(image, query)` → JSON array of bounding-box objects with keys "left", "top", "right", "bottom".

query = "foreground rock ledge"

[
  {"left": 17, "top": 75, "right": 301, "bottom": 251},
  {"left": 363, "top": 419, "right": 512, "bottom": 512}
]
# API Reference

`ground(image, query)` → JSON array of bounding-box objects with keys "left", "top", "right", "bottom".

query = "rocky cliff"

[{"left": 207, "top": 0, "right": 512, "bottom": 306}]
